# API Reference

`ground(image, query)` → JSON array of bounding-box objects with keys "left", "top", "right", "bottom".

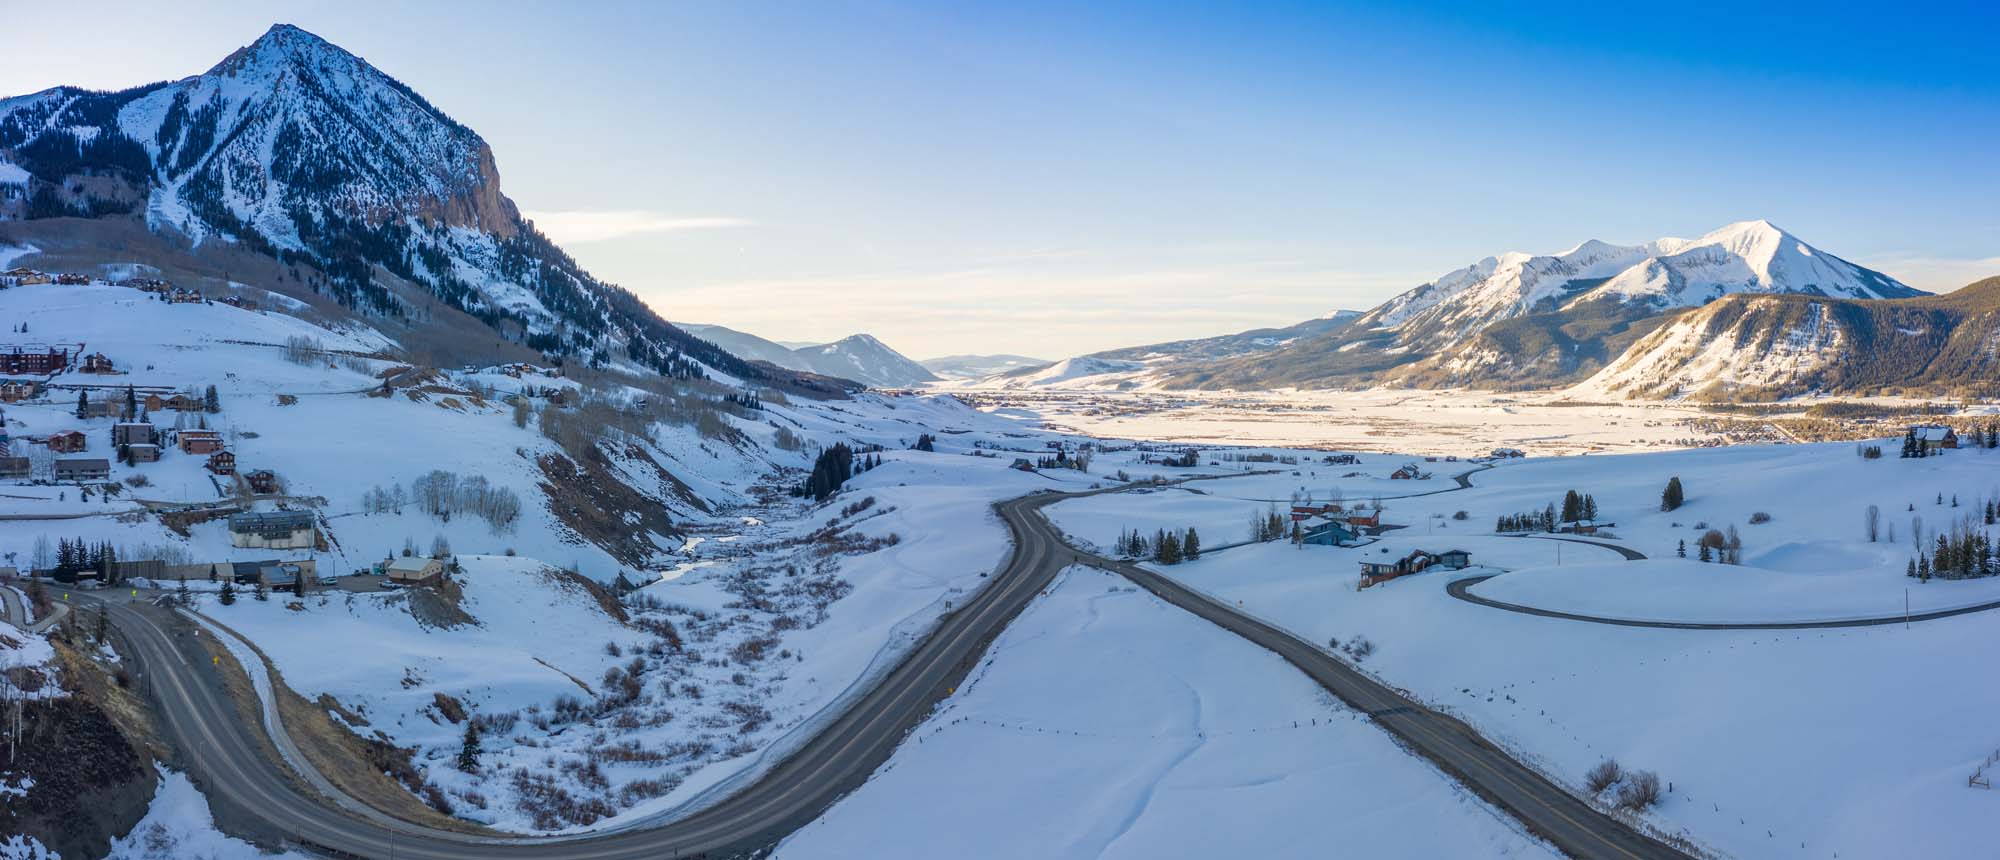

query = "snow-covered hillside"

[
  {"left": 1573, "top": 296, "right": 1847, "bottom": 398},
  {"left": 0, "top": 273, "right": 1216, "bottom": 837}
]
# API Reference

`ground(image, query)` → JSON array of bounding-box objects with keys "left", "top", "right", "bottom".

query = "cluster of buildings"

[
  {"left": 1358, "top": 547, "right": 1471, "bottom": 588},
  {"left": 0, "top": 267, "right": 88, "bottom": 288},
  {"left": 1288, "top": 501, "right": 1382, "bottom": 547}
]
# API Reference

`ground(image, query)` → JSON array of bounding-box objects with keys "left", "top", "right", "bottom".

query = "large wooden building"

[{"left": 226, "top": 511, "right": 318, "bottom": 550}]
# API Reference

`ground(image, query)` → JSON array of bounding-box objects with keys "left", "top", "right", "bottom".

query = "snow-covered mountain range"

[
  {"left": 0, "top": 24, "right": 829, "bottom": 391},
  {"left": 1016, "top": 220, "right": 1927, "bottom": 393},
  {"left": 676, "top": 323, "right": 937, "bottom": 387}
]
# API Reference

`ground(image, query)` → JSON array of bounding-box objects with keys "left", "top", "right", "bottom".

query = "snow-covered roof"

[
  {"left": 1912, "top": 425, "right": 1954, "bottom": 441},
  {"left": 386, "top": 555, "right": 441, "bottom": 573}
]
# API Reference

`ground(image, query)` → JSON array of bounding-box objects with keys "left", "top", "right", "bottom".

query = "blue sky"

[{"left": 6, "top": 1, "right": 1998, "bottom": 358}]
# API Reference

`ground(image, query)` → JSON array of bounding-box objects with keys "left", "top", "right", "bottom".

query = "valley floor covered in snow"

[
  {"left": 779, "top": 566, "right": 1558, "bottom": 860},
  {"left": 1045, "top": 440, "right": 2000, "bottom": 860}
]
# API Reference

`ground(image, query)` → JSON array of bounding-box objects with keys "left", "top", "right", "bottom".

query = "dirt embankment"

[
  {"left": 537, "top": 450, "right": 682, "bottom": 567},
  {"left": 2, "top": 638, "right": 159, "bottom": 860}
]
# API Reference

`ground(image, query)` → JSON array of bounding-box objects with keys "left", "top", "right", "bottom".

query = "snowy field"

[
  {"left": 778, "top": 566, "right": 1559, "bottom": 860},
  {"left": 950, "top": 386, "right": 1747, "bottom": 456},
  {"left": 1049, "top": 440, "right": 2000, "bottom": 860}
]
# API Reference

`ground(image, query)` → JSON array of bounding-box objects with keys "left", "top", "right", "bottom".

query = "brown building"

[
  {"left": 0, "top": 381, "right": 38, "bottom": 403},
  {"left": 179, "top": 429, "right": 224, "bottom": 454},
  {"left": 47, "top": 430, "right": 87, "bottom": 453},
  {"left": 79, "top": 352, "right": 115, "bottom": 374},
  {"left": 127, "top": 443, "right": 162, "bottom": 463},
  {"left": 245, "top": 469, "right": 278, "bottom": 493},
  {"left": 0, "top": 457, "right": 28, "bottom": 479},
  {"left": 145, "top": 393, "right": 204, "bottom": 412},
  {"left": 0, "top": 347, "right": 69, "bottom": 375},
  {"left": 206, "top": 450, "right": 236, "bottom": 475}
]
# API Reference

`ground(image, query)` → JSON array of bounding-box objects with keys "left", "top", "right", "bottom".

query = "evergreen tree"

[
  {"left": 1698, "top": 541, "right": 1712, "bottom": 562},
  {"left": 1907, "top": 558, "right": 1918, "bottom": 578},
  {"left": 1581, "top": 494, "right": 1598, "bottom": 522},
  {"left": 912, "top": 433, "right": 935, "bottom": 452},
  {"left": 1660, "top": 477, "right": 1685, "bottom": 511},
  {"left": 1560, "top": 490, "right": 1581, "bottom": 523},
  {"left": 458, "top": 722, "right": 483, "bottom": 773},
  {"left": 254, "top": 579, "right": 269, "bottom": 602},
  {"left": 1158, "top": 529, "right": 1183, "bottom": 564},
  {"left": 219, "top": 579, "right": 237, "bottom": 606},
  {"left": 123, "top": 385, "right": 137, "bottom": 420},
  {"left": 75, "top": 390, "right": 88, "bottom": 419},
  {"left": 1183, "top": 527, "right": 1201, "bottom": 560},
  {"left": 800, "top": 444, "right": 856, "bottom": 501},
  {"left": 1677, "top": 539, "right": 1686, "bottom": 558},
  {"left": 1900, "top": 428, "right": 1919, "bottom": 458},
  {"left": 203, "top": 384, "right": 220, "bottom": 413}
]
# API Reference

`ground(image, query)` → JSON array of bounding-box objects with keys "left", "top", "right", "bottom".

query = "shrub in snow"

[
  {"left": 1616, "top": 770, "right": 1663, "bottom": 810},
  {"left": 1585, "top": 759, "right": 1623, "bottom": 793},
  {"left": 1749, "top": 511, "right": 1772, "bottom": 524}
]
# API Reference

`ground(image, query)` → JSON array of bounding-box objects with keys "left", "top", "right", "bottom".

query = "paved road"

[
  {"left": 1063, "top": 534, "right": 1694, "bottom": 858},
  {"left": 1, "top": 581, "right": 70, "bottom": 634},
  {"left": 1461, "top": 534, "right": 2000, "bottom": 629},
  {"left": 78, "top": 488, "right": 1109, "bottom": 859}
]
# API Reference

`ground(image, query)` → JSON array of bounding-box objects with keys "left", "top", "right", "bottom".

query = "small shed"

[{"left": 386, "top": 556, "right": 445, "bottom": 586}]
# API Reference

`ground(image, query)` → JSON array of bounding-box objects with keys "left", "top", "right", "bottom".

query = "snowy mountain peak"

[
  {"left": 1354, "top": 220, "right": 1921, "bottom": 346},
  {"left": 210, "top": 23, "right": 345, "bottom": 74},
  {"left": 0, "top": 25, "right": 835, "bottom": 393}
]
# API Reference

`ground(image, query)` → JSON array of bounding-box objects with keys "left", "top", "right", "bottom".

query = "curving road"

[
  {"left": 84, "top": 470, "right": 1695, "bottom": 860},
  {"left": 79, "top": 488, "right": 1106, "bottom": 859},
  {"left": 1460, "top": 534, "right": 2000, "bottom": 629}
]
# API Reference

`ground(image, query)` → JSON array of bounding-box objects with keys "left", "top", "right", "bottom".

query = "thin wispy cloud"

[
  {"left": 1861, "top": 254, "right": 2000, "bottom": 294},
  {"left": 523, "top": 210, "right": 753, "bottom": 244}
]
